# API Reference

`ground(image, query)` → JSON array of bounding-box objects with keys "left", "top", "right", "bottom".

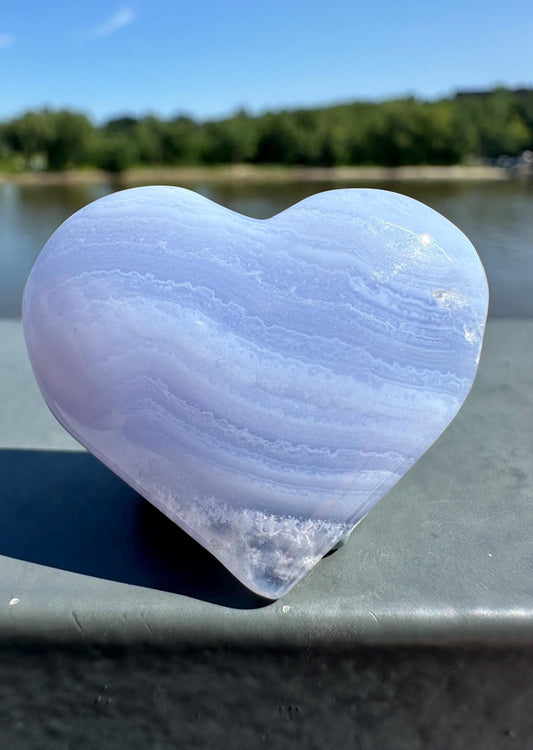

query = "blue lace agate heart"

[{"left": 22, "top": 187, "right": 488, "bottom": 599}]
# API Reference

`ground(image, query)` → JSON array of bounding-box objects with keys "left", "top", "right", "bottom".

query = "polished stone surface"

[{"left": 22, "top": 187, "right": 488, "bottom": 598}]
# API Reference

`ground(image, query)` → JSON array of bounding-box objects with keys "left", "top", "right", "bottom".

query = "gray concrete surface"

[
  {"left": 1, "top": 319, "right": 532, "bottom": 647},
  {"left": 1, "top": 645, "right": 532, "bottom": 749}
]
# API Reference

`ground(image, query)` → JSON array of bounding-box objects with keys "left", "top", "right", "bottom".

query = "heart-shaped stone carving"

[{"left": 22, "top": 186, "right": 488, "bottom": 599}]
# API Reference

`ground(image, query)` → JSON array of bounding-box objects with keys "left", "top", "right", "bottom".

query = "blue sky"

[{"left": 1, "top": 0, "right": 532, "bottom": 123}]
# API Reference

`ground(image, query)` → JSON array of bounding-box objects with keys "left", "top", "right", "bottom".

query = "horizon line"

[{"left": 1, "top": 81, "right": 532, "bottom": 125}]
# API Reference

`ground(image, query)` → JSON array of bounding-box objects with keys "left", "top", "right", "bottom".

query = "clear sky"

[{"left": 1, "top": 0, "right": 532, "bottom": 123}]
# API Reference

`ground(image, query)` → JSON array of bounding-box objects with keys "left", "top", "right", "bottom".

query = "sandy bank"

[{"left": 0, "top": 164, "right": 510, "bottom": 186}]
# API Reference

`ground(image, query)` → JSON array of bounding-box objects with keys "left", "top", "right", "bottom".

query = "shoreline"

[{"left": 0, "top": 164, "right": 511, "bottom": 186}]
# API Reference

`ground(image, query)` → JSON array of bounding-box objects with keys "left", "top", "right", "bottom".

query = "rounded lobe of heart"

[{"left": 22, "top": 186, "right": 488, "bottom": 599}]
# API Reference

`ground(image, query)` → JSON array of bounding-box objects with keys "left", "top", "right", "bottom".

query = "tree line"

[{"left": 1, "top": 87, "right": 532, "bottom": 173}]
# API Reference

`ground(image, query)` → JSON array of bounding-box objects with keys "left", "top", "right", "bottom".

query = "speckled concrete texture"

[{"left": 1, "top": 645, "right": 532, "bottom": 749}]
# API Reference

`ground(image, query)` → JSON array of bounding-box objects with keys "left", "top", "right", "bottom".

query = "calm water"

[{"left": 1, "top": 178, "right": 532, "bottom": 317}]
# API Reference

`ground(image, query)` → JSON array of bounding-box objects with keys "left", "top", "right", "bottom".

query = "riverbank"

[{"left": 0, "top": 163, "right": 511, "bottom": 186}]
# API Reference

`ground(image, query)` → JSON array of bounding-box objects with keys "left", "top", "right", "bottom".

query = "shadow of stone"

[{"left": 0, "top": 449, "right": 268, "bottom": 610}]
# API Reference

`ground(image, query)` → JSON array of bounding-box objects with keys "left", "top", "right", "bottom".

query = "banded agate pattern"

[{"left": 22, "top": 187, "right": 488, "bottom": 598}]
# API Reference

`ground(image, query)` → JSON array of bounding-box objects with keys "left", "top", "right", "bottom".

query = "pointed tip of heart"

[{"left": 165, "top": 496, "right": 348, "bottom": 599}]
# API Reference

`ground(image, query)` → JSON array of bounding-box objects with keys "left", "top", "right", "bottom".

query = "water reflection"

[{"left": 1, "top": 178, "right": 532, "bottom": 317}]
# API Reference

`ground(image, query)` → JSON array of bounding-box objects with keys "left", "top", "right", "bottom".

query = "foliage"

[
  {"left": 3, "top": 109, "right": 94, "bottom": 170},
  {"left": 1, "top": 88, "right": 532, "bottom": 173}
]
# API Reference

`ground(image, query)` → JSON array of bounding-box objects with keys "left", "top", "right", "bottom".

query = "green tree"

[
  {"left": 5, "top": 109, "right": 94, "bottom": 170},
  {"left": 46, "top": 110, "right": 94, "bottom": 169},
  {"left": 456, "top": 89, "right": 531, "bottom": 158},
  {"left": 95, "top": 132, "right": 138, "bottom": 173}
]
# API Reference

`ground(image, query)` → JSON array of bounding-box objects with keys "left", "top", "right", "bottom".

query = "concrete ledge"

[{"left": 1, "top": 319, "right": 532, "bottom": 646}]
